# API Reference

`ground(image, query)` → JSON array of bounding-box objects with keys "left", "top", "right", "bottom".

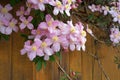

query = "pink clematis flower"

[
  {"left": 0, "top": 16, "right": 7, "bottom": 34},
  {"left": 19, "top": 16, "right": 34, "bottom": 30},
  {"left": 5, "top": 18, "right": 18, "bottom": 35},
  {"left": 30, "top": 0, "right": 48, "bottom": 11},
  {"left": 0, "top": 4, "right": 13, "bottom": 20},
  {"left": 34, "top": 38, "right": 54, "bottom": 60},
  {"left": 38, "top": 14, "right": 59, "bottom": 33},
  {"left": 53, "top": 0, "right": 64, "bottom": 15}
]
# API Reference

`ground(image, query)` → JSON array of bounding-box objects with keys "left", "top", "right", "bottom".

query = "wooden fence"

[
  {"left": 0, "top": 1, "right": 120, "bottom": 80},
  {"left": 0, "top": 32, "right": 120, "bottom": 80}
]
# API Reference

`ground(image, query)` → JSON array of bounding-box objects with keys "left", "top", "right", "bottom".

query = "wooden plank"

[
  {"left": 12, "top": 33, "right": 33, "bottom": 80},
  {"left": 60, "top": 51, "right": 70, "bottom": 79},
  {"left": 100, "top": 44, "right": 120, "bottom": 80},
  {"left": 81, "top": 35, "right": 94, "bottom": 80},
  {"left": 36, "top": 61, "right": 54, "bottom": 80},
  {"left": 0, "top": 37, "right": 11, "bottom": 80},
  {"left": 69, "top": 50, "right": 82, "bottom": 80}
]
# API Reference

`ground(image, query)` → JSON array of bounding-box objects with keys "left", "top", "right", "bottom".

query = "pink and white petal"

[
  {"left": 65, "top": 10, "right": 70, "bottom": 16},
  {"left": 4, "top": 13, "right": 13, "bottom": 21},
  {"left": 45, "top": 14, "right": 52, "bottom": 22},
  {"left": 20, "top": 49, "right": 27, "bottom": 55},
  {"left": 20, "top": 23, "right": 26, "bottom": 30},
  {"left": 113, "top": 17, "right": 118, "bottom": 22},
  {"left": 0, "top": 26, "right": 6, "bottom": 34},
  {"left": 76, "top": 44, "right": 81, "bottom": 51},
  {"left": 27, "top": 23, "right": 34, "bottom": 29},
  {"left": 38, "top": 3, "right": 45, "bottom": 11},
  {"left": 53, "top": 7, "right": 59, "bottom": 15},
  {"left": 52, "top": 42, "right": 60, "bottom": 52},
  {"left": 28, "top": 16, "right": 33, "bottom": 22},
  {"left": 5, "top": 4, "right": 13, "bottom": 11},
  {"left": 27, "top": 52, "right": 36, "bottom": 61},
  {"left": 6, "top": 27, "right": 12, "bottom": 35},
  {"left": 30, "top": 0, "right": 38, "bottom": 4},
  {"left": 45, "top": 38, "right": 52, "bottom": 46},
  {"left": 19, "top": 16, "right": 26, "bottom": 22},
  {"left": 25, "top": 8, "right": 31, "bottom": 15},
  {"left": 16, "top": 11, "right": 21, "bottom": 16},
  {"left": 44, "top": 55, "right": 49, "bottom": 61},
  {"left": 13, "top": 26, "right": 19, "bottom": 32},
  {"left": 81, "top": 45, "right": 85, "bottom": 51},
  {"left": 37, "top": 49, "right": 44, "bottom": 57},
  {"left": 38, "top": 22, "right": 48, "bottom": 29},
  {"left": 69, "top": 43, "right": 75, "bottom": 51},
  {"left": 44, "top": 47, "right": 53, "bottom": 56}
]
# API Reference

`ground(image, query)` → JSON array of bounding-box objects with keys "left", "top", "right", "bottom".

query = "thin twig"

[
  {"left": 55, "top": 60, "right": 72, "bottom": 80},
  {"left": 86, "top": 52, "right": 110, "bottom": 80},
  {"left": 97, "top": 58, "right": 111, "bottom": 80}
]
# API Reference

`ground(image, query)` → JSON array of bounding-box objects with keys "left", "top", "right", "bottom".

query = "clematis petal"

[
  {"left": 20, "top": 23, "right": 26, "bottom": 30},
  {"left": 70, "top": 43, "right": 75, "bottom": 51},
  {"left": 53, "top": 7, "right": 59, "bottom": 15},
  {"left": 27, "top": 51, "right": 36, "bottom": 61},
  {"left": 20, "top": 49, "right": 27, "bottom": 55},
  {"left": 38, "top": 3, "right": 45, "bottom": 11},
  {"left": 44, "top": 55, "right": 49, "bottom": 60},
  {"left": 38, "top": 22, "right": 48, "bottom": 29},
  {"left": 52, "top": 42, "right": 60, "bottom": 52},
  {"left": 44, "top": 47, "right": 53, "bottom": 56},
  {"left": 27, "top": 23, "right": 34, "bottom": 29},
  {"left": 6, "top": 27, "right": 12, "bottom": 35}
]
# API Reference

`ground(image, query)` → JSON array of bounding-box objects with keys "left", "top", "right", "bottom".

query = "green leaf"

[
  {"left": 49, "top": 55, "right": 55, "bottom": 62},
  {"left": 10, "top": 0, "right": 21, "bottom": 6},
  {"left": 36, "top": 60, "right": 42, "bottom": 71},
  {"left": 56, "top": 51, "right": 62, "bottom": 59},
  {"left": 2, "top": 35, "right": 9, "bottom": 40}
]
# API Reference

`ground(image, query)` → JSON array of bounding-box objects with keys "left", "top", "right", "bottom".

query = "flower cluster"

[
  {"left": 88, "top": 0, "right": 120, "bottom": 24},
  {"left": 27, "top": 0, "right": 77, "bottom": 16},
  {"left": 110, "top": 26, "right": 120, "bottom": 44},
  {"left": 0, "top": 4, "right": 18, "bottom": 35},
  {"left": 21, "top": 14, "right": 87, "bottom": 61}
]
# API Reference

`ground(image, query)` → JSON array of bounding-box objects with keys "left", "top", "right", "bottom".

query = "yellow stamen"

[
  {"left": 56, "top": 1, "right": 62, "bottom": 8},
  {"left": 1, "top": 8, "right": 8, "bottom": 14},
  {"left": 36, "top": 30, "right": 41, "bottom": 34},
  {"left": 41, "top": 42, "right": 47, "bottom": 48},
  {"left": 70, "top": 27, "right": 76, "bottom": 33},
  {"left": 32, "top": 46, "right": 37, "bottom": 51},
  {"left": 81, "top": 31, "right": 86, "bottom": 37},
  {"left": 24, "top": 20, "right": 28, "bottom": 25},
  {"left": 39, "top": 0, "right": 43, "bottom": 2},
  {"left": 48, "top": 21, "right": 52, "bottom": 26},
  {"left": 52, "top": 36, "right": 58, "bottom": 42},
  {"left": 9, "top": 22, "right": 15, "bottom": 27}
]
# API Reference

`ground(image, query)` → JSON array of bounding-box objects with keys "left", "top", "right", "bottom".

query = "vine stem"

[
  {"left": 55, "top": 60, "right": 72, "bottom": 80},
  {"left": 86, "top": 52, "right": 110, "bottom": 80}
]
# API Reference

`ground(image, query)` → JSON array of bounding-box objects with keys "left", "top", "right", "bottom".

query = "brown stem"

[
  {"left": 86, "top": 52, "right": 110, "bottom": 80},
  {"left": 55, "top": 60, "right": 72, "bottom": 80}
]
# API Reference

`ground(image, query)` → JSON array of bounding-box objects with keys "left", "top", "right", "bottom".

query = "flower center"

[
  {"left": 10, "top": 22, "right": 15, "bottom": 27},
  {"left": 24, "top": 20, "right": 28, "bottom": 25},
  {"left": 36, "top": 30, "right": 41, "bottom": 34},
  {"left": 70, "top": 27, "right": 76, "bottom": 33},
  {"left": 39, "top": 0, "right": 43, "bottom": 2},
  {"left": 65, "top": 4, "right": 69, "bottom": 9},
  {"left": 20, "top": 11, "right": 24, "bottom": 15},
  {"left": 81, "top": 31, "right": 86, "bottom": 37},
  {"left": 52, "top": 36, "right": 58, "bottom": 42},
  {"left": 41, "top": 42, "right": 47, "bottom": 48},
  {"left": 1, "top": 8, "right": 8, "bottom": 14},
  {"left": 48, "top": 21, "right": 52, "bottom": 26},
  {"left": 118, "top": 15, "right": 120, "bottom": 19},
  {"left": 32, "top": 46, "right": 37, "bottom": 51},
  {"left": 56, "top": 1, "right": 62, "bottom": 8}
]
